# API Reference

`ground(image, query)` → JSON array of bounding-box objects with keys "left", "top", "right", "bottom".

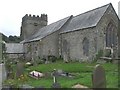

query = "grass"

[
  {"left": 28, "top": 62, "right": 95, "bottom": 72},
  {"left": 3, "top": 60, "right": 118, "bottom": 88},
  {"left": 22, "top": 61, "right": 118, "bottom": 88}
]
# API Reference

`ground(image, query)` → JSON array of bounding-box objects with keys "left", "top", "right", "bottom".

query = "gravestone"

[
  {"left": 0, "top": 33, "right": 2, "bottom": 63},
  {"left": 1, "top": 64, "right": 7, "bottom": 81},
  {"left": 92, "top": 64, "right": 106, "bottom": 88},
  {"left": 16, "top": 62, "right": 24, "bottom": 78},
  {"left": 0, "top": 64, "right": 7, "bottom": 89}
]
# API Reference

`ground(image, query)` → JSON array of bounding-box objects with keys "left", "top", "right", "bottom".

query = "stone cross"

[
  {"left": 51, "top": 69, "right": 61, "bottom": 88},
  {"left": 92, "top": 64, "right": 106, "bottom": 88},
  {"left": 52, "top": 69, "right": 57, "bottom": 83}
]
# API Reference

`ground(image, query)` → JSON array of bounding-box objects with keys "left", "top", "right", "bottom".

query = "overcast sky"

[{"left": 0, "top": 0, "right": 119, "bottom": 36}]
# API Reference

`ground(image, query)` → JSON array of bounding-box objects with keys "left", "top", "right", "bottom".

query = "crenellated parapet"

[
  {"left": 20, "top": 14, "right": 48, "bottom": 40},
  {"left": 22, "top": 14, "right": 48, "bottom": 22}
]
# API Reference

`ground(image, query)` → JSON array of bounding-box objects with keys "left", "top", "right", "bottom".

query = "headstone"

[
  {"left": 16, "top": 62, "right": 24, "bottom": 78},
  {"left": 92, "top": 64, "right": 106, "bottom": 88},
  {"left": 1, "top": 64, "right": 7, "bottom": 81},
  {"left": 0, "top": 64, "right": 7, "bottom": 89},
  {"left": 0, "top": 33, "right": 2, "bottom": 63}
]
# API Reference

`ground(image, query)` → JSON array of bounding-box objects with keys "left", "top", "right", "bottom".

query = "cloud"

[{"left": 0, "top": 0, "right": 119, "bottom": 36}]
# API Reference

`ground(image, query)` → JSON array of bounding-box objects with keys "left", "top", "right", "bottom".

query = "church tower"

[{"left": 20, "top": 14, "right": 48, "bottom": 40}]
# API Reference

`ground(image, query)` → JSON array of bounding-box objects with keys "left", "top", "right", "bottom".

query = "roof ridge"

[
  {"left": 60, "top": 3, "right": 113, "bottom": 34},
  {"left": 74, "top": 3, "right": 111, "bottom": 18}
]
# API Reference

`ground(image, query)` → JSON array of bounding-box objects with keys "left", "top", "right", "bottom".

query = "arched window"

[
  {"left": 62, "top": 39, "right": 68, "bottom": 53},
  {"left": 83, "top": 37, "right": 89, "bottom": 56},
  {"left": 94, "top": 38, "right": 97, "bottom": 52},
  {"left": 106, "top": 22, "right": 116, "bottom": 47}
]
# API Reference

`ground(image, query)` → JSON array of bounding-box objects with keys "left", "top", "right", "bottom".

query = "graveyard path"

[{"left": 0, "top": 64, "right": 2, "bottom": 90}]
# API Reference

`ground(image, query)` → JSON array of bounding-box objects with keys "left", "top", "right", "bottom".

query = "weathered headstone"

[
  {"left": 1, "top": 64, "right": 7, "bottom": 81},
  {"left": 0, "top": 64, "right": 7, "bottom": 89},
  {"left": 16, "top": 62, "right": 24, "bottom": 78},
  {"left": 0, "top": 33, "right": 2, "bottom": 89},
  {"left": 0, "top": 33, "right": 2, "bottom": 63},
  {"left": 92, "top": 64, "right": 106, "bottom": 88}
]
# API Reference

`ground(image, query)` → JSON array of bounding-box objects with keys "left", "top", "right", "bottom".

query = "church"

[{"left": 20, "top": 3, "right": 119, "bottom": 62}]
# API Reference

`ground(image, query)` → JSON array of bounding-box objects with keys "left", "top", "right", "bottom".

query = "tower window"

[{"left": 82, "top": 37, "right": 89, "bottom": 56}]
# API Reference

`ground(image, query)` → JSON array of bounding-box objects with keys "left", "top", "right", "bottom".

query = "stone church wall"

[
  {"left": 21, "top": 14, "right": 47, "bottom": 40},
  {"left": 40, "top": 31, "right": 59, "bottom": 58},
  {"left": 24, "top": 30, "right": 59, "bottom": 61},
  {"left": 96, "top": 5, "right": 119, "bottom": 58},
  {"left": 23, "top": 4, "right": 119, "bottom": 61},
  {"left": 61, "top": 27, "right": 97, "bottom": 61},
  {"left": 60, "top": 5, "right": 119, "bottom": 61}
]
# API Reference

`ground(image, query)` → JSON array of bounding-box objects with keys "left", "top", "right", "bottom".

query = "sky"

[{"left": 0, "top": 0, "right": 119, "bottom": 36}]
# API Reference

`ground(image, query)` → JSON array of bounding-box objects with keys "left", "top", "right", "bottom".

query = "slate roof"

[
  {"left": 24, "top": 16, "right": 71, "bottom": 43},
  {"left": 23, "top": 3, "right": 111, "bottom": 43},
  {"left": 60, "top": 3, "right": 111, "bottom": 34}
]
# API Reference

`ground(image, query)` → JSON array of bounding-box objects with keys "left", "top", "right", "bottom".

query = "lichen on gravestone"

[{"left": 92, "top": 64, "right": 106, "bottom": 88}]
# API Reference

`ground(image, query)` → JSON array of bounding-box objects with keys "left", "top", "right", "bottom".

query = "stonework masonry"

[
  {"left": 20, "top": 14, "right": 48, "bottom": 40},
  {"left": 21, "top": 3, "right": 119, "bottom": 61}
]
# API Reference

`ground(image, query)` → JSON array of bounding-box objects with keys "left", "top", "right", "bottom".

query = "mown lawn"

[{"left": 23, "top": 61, "right": 118, "bottom": 88}]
